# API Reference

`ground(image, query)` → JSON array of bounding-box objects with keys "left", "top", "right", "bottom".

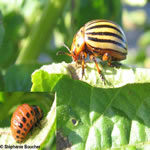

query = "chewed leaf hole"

[{"left": 71, "top": 118, "right": 78, "bottom": 126}]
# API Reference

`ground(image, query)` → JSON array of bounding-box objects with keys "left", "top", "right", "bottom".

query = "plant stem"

[{"left": 16, "top": 0, "right": 68, "bottom": 64}]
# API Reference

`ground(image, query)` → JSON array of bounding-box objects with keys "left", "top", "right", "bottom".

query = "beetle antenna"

[
  {"left": 56, "top": 43, "right": 72, "bottom": 56},
  {"left": 56, "top": 51, "right": 72, "bottom": 56},
  {"left": 63, "top": 43, "right": 70, "bottom": 52}
]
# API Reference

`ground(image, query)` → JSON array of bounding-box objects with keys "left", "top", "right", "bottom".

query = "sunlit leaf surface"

[{"left": 32, "top": 62, "right": 150, "bottom": 149}]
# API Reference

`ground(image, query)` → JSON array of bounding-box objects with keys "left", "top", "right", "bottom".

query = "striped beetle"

[{"left": 59, "top": 20, "right": 128, "bottom": 80}]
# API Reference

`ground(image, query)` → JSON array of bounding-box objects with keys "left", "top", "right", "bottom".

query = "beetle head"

[
  {"left": 70, "top": 27, "right": 85, "bottom": 61},
  {"left": 57, "top": 27, "right": 85, "bottom": 62}
]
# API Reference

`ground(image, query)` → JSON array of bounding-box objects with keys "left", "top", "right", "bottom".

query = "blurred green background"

[{"left": 0, "top": 0, "right": 150, "bottom": 91}]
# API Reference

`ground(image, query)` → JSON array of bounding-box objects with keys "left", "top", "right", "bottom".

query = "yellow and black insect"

[{"left": 59, "top": 19, "right": 128, "bottom": 80}]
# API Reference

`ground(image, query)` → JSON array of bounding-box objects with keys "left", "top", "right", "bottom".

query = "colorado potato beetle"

[
  {"left": 58, "top": 19, "right": 128, "bottom": 80},
  {"left": 11, "top": 104, "right": 43, "bottom": 143}
]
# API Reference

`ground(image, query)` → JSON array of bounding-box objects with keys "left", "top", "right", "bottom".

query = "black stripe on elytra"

[
  {"left": 86, "top": 20, "right": 102, "bottom": 26},
  {"left": 88, "top": 37, "right": 127, "bottom": 50},
  {"left": 86, "top": 25, "right": 122, "bottom": 35},
  {"left": 86, "top": 20, "right": 115, "bottom": 27},
  {"left": 86, "top": 32, "right": 125, "bottom": 43},
  {"left": 87, "top": 44, "right": 127, "bottom": 55}
]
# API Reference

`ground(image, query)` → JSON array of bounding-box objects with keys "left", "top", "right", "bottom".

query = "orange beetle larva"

[{"left": 11, "top": 104, "right": 43, "bottom": 143}]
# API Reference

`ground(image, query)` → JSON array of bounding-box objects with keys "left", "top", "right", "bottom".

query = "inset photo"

[{"left": 0, "top": 92, "right": 56, "bottom": 150}]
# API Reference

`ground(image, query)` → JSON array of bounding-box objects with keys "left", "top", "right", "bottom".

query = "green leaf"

[
  {"left": 0, "top": 11, "right": 25, "bottom": 67},
  {"left": 0, "top": 11, "right": 5, "bottom": 48},
  {"left": 31, "top": 62, "right": 150, "bottom": 150},
  {"left": 73, "top": 0, "right": 122, "bottom": 31},
  {"left": 15, "top": 0, "right": 69, "bottom": 64},
  {"left": 0, "top": 92, "right": 5, "bottom": 103},
  {"left": 3, "top": 64, "right": 41, "bottom": 91},
  {"left": 0, "top": 93, "right": 56, "bottom": 149},
  {"left": 31, "top": 62, "right": 71, "bottom": 92},
  {"left": 0, "top": 70, "right": 4, "bottom": 90},
  {"left": 56, "top": 76, "right": 150, "bottom": 150},
  {"left": 31, "top": 62, "right": 150, "bottom": 91}
]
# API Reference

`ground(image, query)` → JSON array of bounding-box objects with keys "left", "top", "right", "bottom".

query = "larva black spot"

[
  {"left": 16, "top": 135, "right": 19, "bottom": 138},
  {"left": 22, "top": 117, "right": 26, "bottom": 123},
  {"left": 24, "top": 128, "right": 27, "bottom": 132},
  {"left": 31, "top": 110, "right": 34, "bottom": 116},
  {"left": 27, "top": 123, "right": 30, "bottom": 128},
  {"left": 21, "top": 133, "right": 25, "bottom": 136},
  {"left": 19, "top": 123, "right": 23, "bottom": 128},
  {"left": 26, "top": 112, "right": 30, "bottom": 118},
  {"left": 17, "top": 130, "right": 20, "bottom": 134}
]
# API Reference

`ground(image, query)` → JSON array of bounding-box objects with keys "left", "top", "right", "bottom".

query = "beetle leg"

[
  {"left": 90, "top": 54, "right": 104, "bottom": 81},
  {"left": 102, "top": 53, "right": 112, "bottom": 66},
  {"left": 75, "top": 60, "right": 79, "bottom": 67},
  {"left": 81, "top": 53, "right": 85, "bottom": 78},
  {"left": 102, "top": 53, "right": 121, "bottom": 68},
  {"left": 35, "top": 121, "right": 42, "bottom": 129}
]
